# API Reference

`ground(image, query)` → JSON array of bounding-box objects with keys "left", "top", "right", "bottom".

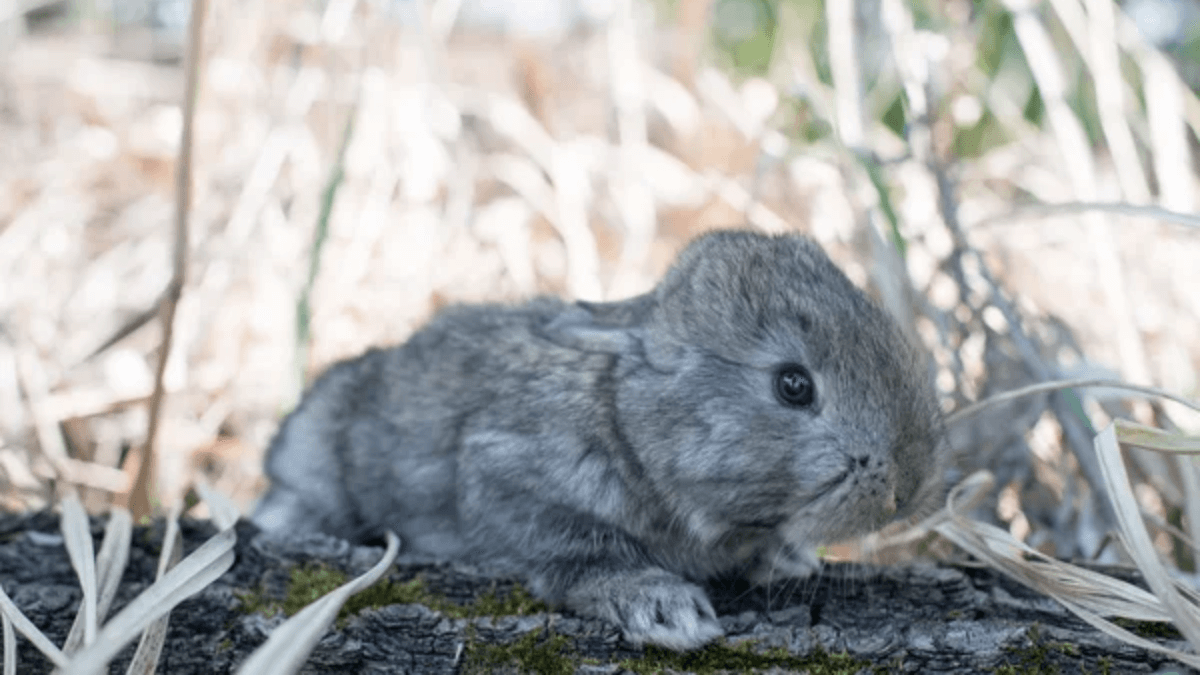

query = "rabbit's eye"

[{"left": 774, "top": 365, "right": 815, "bottom": 408}]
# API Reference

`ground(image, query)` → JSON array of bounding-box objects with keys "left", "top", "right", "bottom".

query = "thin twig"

[{"left": 123, "top": 0, "right": 208, "bottom": 521}]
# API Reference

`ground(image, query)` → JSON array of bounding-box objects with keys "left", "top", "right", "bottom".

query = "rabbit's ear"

[{"left": 541, "top": 293, "right": 655, "bottom": 354}]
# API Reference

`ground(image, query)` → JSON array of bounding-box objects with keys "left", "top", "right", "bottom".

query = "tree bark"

[{"left": 0, "top": 511, "right": 1191, "bottom": 674}]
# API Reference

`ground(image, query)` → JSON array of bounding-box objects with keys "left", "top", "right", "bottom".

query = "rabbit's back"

[{"left": 254, "top": 297, "right": 619, "bottom": 552}]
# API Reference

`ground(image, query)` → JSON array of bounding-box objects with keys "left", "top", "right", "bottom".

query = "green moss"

[
  {"left": 236, "top": 565, "right": 550, "bottom": 627},
  {"left": 995, "top": 624, "right": 1086, "bottom": 675},
  {"left": 341, "top": 576, "right": 463, "bottom": 620},
  {"left": 233, "top": 563, "right": 349, "bottom": 619},
  {"left": 471, "top": 584, "right": 550, "bottom": 619},
  {"left": 618, "top": 640, "right": 873, "bottom": 675},
  {"left": 282, "top": 565, "right": 348, "bottom": 616},
  {"left": 1111, "top": 617, "right": 1183, "bottom": 641},
  {"left": 233, "top": 586, "right": 278, "bottom": 618},
  {"left": 461, "top": 627, "right": 575, "bottom": 675}
]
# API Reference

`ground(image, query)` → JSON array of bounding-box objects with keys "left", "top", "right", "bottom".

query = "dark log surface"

[{"left": 0, "top": 511, "right": 1193, "bottom": 674}]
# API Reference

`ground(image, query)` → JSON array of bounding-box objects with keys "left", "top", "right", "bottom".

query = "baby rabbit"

[{"left": 253, "top": 230, "right": 945, "bottom": 650}]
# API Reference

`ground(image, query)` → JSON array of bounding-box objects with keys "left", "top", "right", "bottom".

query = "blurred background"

[{"left": 1, "top": 0, "right": 1199, "bottom": 570}]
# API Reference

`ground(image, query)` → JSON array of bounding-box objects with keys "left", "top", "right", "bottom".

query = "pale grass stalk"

[
  {"left": 552, "top": 144, "right": 604, "bottom": 300},
  {"left": 46, "top": 480, "right": 238, "bottom": 675},
  {"left": 972, "top": 201, "right": 1200, "bottom": 231},
  {"left": 194, "top": 479, "right": 242, "bottom": 530},
  {"left": 467, "top": 90, "right": 556, "bottom": 169},
  {"left": 15, "top": 349, "right": 74, "bottom": 490},
  {"left": 1044, "top": 0, "right": 1090, "bottom": 62},
  {"left": 61, "top": 508, "right": 132, "bottom": 655},
  {"left": 457, "top": 89, "right": 602, "bottom": 299},
  {"left": 428, "top": 0, "right": 464, "bottom": 39},
  {"left": 933, "top": 472, "right": 1200, "bottom": 668},
  {"left": 936, "top": 478, "right": 1168, "bottom": 622},
  {"left": 318, "top": 0, "right": 355, "bottom": 42},
  {"left": 945, "top": 377, "right": 1200, "bottom": 428},
  {"left": 1003, "top": 0, "right": 1151, "bottom": 391},
  {"left": 1082, "top": 0, "right": 1151, "bottom": 203},
  {"left": 0, "top": 585, "right": 68, "bottom": 669},
  {"left": 875, "top": 0, "right": 937, "bottom": 337},
  {"left": 691, "top": 69, "right": 794, "bottom": 236},
  {"left": 607, "top": 0, "right": 657, "bottom": 300},
  {"left": 60, "top": 494, "right": 98, "bottom": 648},
  {"left": 12, "top": 347, "right": 130, "bottom": 493},
  {"left": 826, "top": 0, "right": 863, "bottom": 146},
  {"left": 224, "top": 129, "right": 296, "bottom": 245},
  {"left": 1112, "top": 10, "right": 1199, "bottom": 210},
  {"left": 1176, "top": 453, "right": 1200, "bottom": 566},
  {"left": 1038, "top": 0, "right": 1192, "bottom": 209},
  {"left": 3, "top": 609, "right": 14, "bottom": 675},
  {"left": 783, "top": 42, "right": 836, "bottom": 125},
  {"left": 1139, "top": 506, "right": 1199, "bottom": 551},
  {"left": 235, "top": 531, "right": 401, "bottom": 675},
  {"left": 1113, "top": 419, "right": 1200, "bottom": 454},
  {"left": 1141, "top": 50, "right": 1194, "bottom": 212},
  {"left": 880, "top": 0, "right": 928, "bottom": 148},
  {"left": 60, "top": 527, "right": 236, "bottom": 675},
  {"left": 488, "top": 154, "right": 558, "bottom": 225},
  {"left": 642, "top": 66, "right": 700, "bottom": 138},
  {"left": 693, "top": 68, "right": 761, "bottom": 140},
  {"left": 30, "top": 460, "right": 129, "bottom": 496},
  {"left": 701, "top": 170, "right": 789, "bottom": 233},
  {"left": 124, "top": 501, "right": 184, "bottom": 675},
  {"left": 443, "top": 138, "right": 478, "bottom": 232},
  {"left": 1097, "top": 423, "right": 1200, "bottom": 657}
]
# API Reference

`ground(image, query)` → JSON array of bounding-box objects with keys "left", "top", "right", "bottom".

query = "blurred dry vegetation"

[{"left": 1, "top": 0, "right": 1200, "bottom": 580}]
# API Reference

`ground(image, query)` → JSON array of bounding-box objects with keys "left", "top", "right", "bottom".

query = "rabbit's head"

[{"left": 547, "top": 231, "right": 944, "bottom": 553}]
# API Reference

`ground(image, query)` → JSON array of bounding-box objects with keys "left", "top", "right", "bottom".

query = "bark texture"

[{"left": 0, "top": 511, "right": 1192, "bottom": 674}]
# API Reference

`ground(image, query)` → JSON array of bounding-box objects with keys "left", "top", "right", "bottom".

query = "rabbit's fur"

[{"left": 254, "top": 230, "right": 945, "bottom": 650}]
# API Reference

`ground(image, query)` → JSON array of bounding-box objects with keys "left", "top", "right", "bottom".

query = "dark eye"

[{"left": 774, "top": 365, "right": 815, "bottom": 408}]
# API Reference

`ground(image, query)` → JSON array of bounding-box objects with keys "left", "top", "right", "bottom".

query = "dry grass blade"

[
  {"left": 3, "top": 610, "right": 15, "bottom": 675},
  {"left": 1113, "top": 419, "right": 1200, "bottom": 454},
  {"left": 945, "top": 377, "right": 1200, "bottom": 428},
  {"left": 1097, "top": 424, "right": 1200, "bottom": 649},
  {"left": 234, "top": 530, "right": 400, "bottom": 675},
  {"left": 59, "top": 494, "right": 98, "bottom": 648},
  {"left": 94, "top": 510, "right": 133, "bottom": 618},
  {"left": 61, "top": 508, "right": 133, "bottom": 655},
  {"left": 1082, "top": 0, "right": 1151, "bottom": 203},
  {"left": 61, "top": 527, "right": 236, "bottom": 675},
  {"left": 0, "top": 584, "right": 68, "bottom": 669},
  {"left": 935, "top": 473, "right": 1200, "bottom": 668},
  {"left": 826, "top": 0, "right": 863, "bottom": 146},
  {"left": 972, "top": 201, "right": 1200, "bottom": 231},
  {"left": 124, "top": 502, "right": 184, "bottom": 675},
  {"left": 194, "top": 480, "right": 241, "bottom": 530}
]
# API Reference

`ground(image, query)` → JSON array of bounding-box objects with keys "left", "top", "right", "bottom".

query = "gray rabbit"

[{"left": 253, "top": 230, "right": 945, "bottom": 650}]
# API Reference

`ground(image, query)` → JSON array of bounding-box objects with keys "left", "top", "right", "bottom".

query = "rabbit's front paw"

[{"left": 570, "top": 568, "right": 723, "bottom": 650}]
